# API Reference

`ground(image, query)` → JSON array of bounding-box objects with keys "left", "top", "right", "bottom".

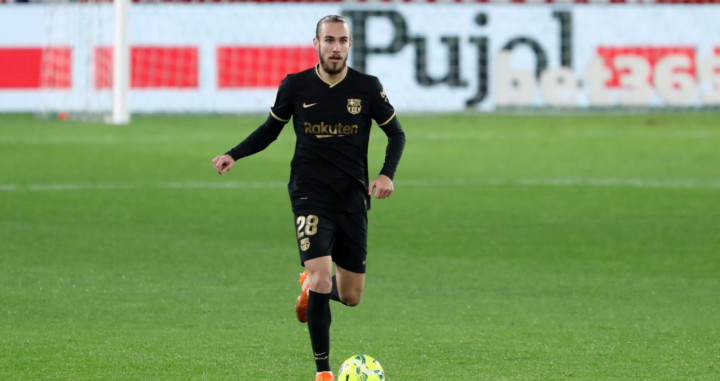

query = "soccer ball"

[{"left": 338, "top": 354, "right": 385, "bottom": 381}]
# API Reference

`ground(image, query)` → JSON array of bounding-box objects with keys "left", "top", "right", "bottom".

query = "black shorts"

[{"left": 293, "top": 208, "right": 368, "bottom": 274}]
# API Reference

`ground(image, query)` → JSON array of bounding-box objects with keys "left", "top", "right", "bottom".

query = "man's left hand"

[{"left": 368, "top": 174, "right": 394, "bottom": 199}]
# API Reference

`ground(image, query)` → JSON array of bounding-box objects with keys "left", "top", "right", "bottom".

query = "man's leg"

[
  {"left": 305, "top": 256, "right": 334, "bottom": 374},
  {"left": 329, "top": 211, "right": 367, "bottom": 306},
  {"left": 332, "top": 265, "right": 365, "bottom": 306}
]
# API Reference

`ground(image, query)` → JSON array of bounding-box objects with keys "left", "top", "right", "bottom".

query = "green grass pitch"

[{"left": 1, "top": 112, "right": 718, "bottom": 380}]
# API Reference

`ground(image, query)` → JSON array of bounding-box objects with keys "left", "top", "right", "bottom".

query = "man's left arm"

[{"left": 369, "top": 116, "right": 406, "bottom": 199}]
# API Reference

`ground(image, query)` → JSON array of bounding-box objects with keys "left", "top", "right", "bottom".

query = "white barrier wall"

[{"left": 0, "top": 3, "right": 719, "bottom": 112}]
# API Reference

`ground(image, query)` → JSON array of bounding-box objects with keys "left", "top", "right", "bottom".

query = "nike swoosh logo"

[{"left": 303, "top": 102, "right": 318, "bottom": 108}]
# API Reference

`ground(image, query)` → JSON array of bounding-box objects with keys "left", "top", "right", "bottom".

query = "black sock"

[
  {"left": 307, "top": 290, "right": 332, "bottom": 372},
  {"left": 329, "top": 276, "right": 350, "bottom": 305},
  {"left": 329, "top": 276, "right": 342, "bottom": 303}
]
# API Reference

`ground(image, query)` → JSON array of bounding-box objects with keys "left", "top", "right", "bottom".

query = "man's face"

[{"left": 314, "top": 22, "right": 352, "bottom": 76}]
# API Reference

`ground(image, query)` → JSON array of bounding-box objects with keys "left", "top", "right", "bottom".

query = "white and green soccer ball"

[{"left": 338, "top": 354, "right": 385, "bottom": 381}]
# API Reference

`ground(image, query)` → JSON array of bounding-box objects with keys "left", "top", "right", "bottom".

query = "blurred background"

[{"left": 1, "top": 0, "right": 719, "bottom": 122}]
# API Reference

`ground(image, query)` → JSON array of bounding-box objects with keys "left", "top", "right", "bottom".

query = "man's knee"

[
  {"left": 343, "top": 297, "right": 361, "bottom": 307},
  {"left": 309, "top": 275, "right": 333, "bottom": 294},
  {"left": 340, "top": 290, "right": 363, "bottom": 306},
  {"left": 305, "top": 257, "right": 333, "bottom": 293}
]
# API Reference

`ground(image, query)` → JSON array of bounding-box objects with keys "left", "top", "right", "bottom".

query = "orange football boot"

[
  {"left": 315, "top": 371, "right": 334, "bottom": 381},
  {"left": 295, "top": 270, "right": 310, "bottom": 323}
]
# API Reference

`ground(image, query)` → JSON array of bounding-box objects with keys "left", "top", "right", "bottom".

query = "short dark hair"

[{"left": 315, "top": 15, "right": 349, "bottom": 38}]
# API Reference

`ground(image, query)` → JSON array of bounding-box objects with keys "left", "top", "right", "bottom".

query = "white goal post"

[
  {"left": 37, "top": 0, "right": 130, "bottom": 124},
  {"left": 112, "top": 0, "right": 130, "bottom": 125}
]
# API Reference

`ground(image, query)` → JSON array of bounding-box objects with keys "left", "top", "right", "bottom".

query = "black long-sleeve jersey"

[{"left": 226, "top": 65, "right": 406, "bottom": 213}]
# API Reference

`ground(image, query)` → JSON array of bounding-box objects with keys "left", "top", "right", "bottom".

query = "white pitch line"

[
  {"left": 1, "top": 178, "right": 719, "bottom": 192},
  {"left": 400, "top": 178, "right": 720, "bottom": 190},
  {"left": 0, "top": 181, "right": 287, "bottom": 192}
]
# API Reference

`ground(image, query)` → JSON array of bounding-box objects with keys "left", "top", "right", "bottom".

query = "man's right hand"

[{"left": 212, "top": 154, "right": 235, "bottom": 175}]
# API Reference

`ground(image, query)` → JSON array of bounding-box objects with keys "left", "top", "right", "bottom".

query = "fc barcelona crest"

[
  {"left": 347, "top": 99, "right": 362, "bottom": 115},
  {"left": 300, "top": 237, "right": 310, "bottom": 252}
]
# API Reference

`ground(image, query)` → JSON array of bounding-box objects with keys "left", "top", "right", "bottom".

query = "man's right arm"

[
  {"left": 212, "top": 113, "right": 287, "bottom": 175},
  {"left": 225, "top": 113, "right": 287, "bottom": 160}
]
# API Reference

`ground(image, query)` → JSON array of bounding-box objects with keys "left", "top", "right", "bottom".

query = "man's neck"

[{"left": 317, "top": 65, "right": 347, "bottom": 86}]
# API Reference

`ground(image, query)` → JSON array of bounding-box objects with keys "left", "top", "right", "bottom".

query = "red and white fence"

[{"left": 1, "top": 1, "right": 719, "bottom": 113}]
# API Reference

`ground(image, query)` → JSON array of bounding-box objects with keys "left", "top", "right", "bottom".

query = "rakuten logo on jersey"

[{"left": 303, "top": 122, "right": 359, "bottom": 138}]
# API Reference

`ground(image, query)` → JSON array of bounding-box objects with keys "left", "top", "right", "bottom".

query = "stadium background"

[{"left": 1, "top": 0, "right": 719, "bottom": 115}]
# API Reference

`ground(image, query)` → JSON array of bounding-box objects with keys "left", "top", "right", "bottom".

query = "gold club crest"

[
  {"left": 300, "top": 238, "right": 310, "bottom": 252},
  {"left": 347, "top": 99, "right": 362, "bottom": 115}
]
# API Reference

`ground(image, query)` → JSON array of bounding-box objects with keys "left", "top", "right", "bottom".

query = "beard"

[{"left": 319, "top": 53, "right": 347, "bottom": 76}]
